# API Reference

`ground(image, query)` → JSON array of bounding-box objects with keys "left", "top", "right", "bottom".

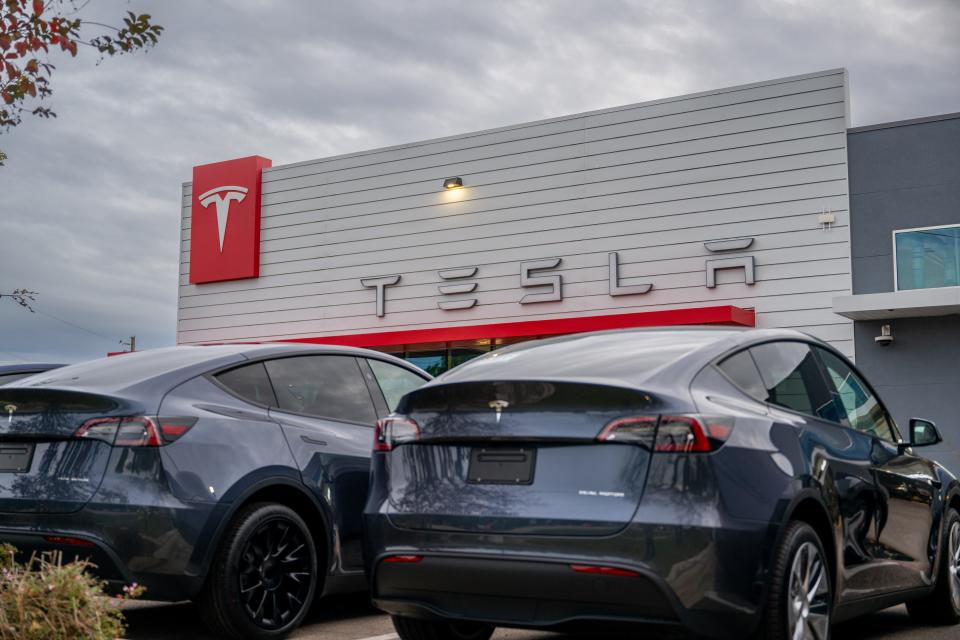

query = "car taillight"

[
  {"left": 382, "top": 555, "right": 423, "bottom": 564},
  {"left": 74, "top": 416, "right": 197, "bottom": 447},
  {"left": 596, "top": 416, "right": 658, "bottom": 446},
  {"left": 570, "top": 564, "right": 640, "bottom": 578},
  {"left": 374, "top": 416, "right": 421, "bottom": 452},
  {"left": 597, "top": 415, "right": 734, "bottom": 452}
]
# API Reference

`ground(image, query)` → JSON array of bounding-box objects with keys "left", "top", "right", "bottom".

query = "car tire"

[
  {"left": 758, "top": 521, "right": 833, "bottom": 640},
  {"left": 906, "top": 507, "right": 960, "bottom": 626},
  {"left": 198, "top": 502, "right": 319, "bottom": 639},
  {"left": 392, "top": 614, "right": 495, "bottom": 640}
]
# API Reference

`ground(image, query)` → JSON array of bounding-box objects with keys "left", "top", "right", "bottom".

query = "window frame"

[
  {"left": 811, "top": 345, "right": 900, "bottom": 444},
  {"left": 713, "top": 339, "right": 902, "bottom": 444},
  {"left": 208, "top": 353, "right": 420, "bottom": 428},
  {"left": 362, "top": 356, "right": 431, "bottom": 414},
  {"left": 892, "top": 223, "right": 960, "bottom": 292},
  {"left": 261, "top": 355, "right": 381, "bottom": 427},
  {"left": 208, "top": 360, "right": 279, "bottom": 409}
]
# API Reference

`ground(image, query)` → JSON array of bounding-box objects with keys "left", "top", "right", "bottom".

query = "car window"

[
  {"left": 215, "top": 362, "right": 278, "bottom": 407},
  {"left": 717, "top": 350, "right": 767, "bottom": 400},
  {"left": 815, "top": 347, "right": 897, "bottom": 442},
  {"left": 264, "top": 356, "right": 377, "bottom": 425},
  {"left": 749, "top": 342, "right": 834, "bottom": 419},
  {"left": 367, "top": 359, "right": 427, "bottom": 411}
]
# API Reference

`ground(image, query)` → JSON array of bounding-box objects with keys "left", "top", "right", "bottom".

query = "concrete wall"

[
  {"left": 848, "top": 113, "right": 960, "bottom": 294},
  {"left": 178, "top": 69, "right": 854, "bottom": 355},
  {"left": 847, "top": 113, "right": 960, "bottom": 471}
]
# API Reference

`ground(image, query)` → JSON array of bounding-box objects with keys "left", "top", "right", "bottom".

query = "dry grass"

[{"left": 0, "top": 544, "right": 143, "bottom": 640}]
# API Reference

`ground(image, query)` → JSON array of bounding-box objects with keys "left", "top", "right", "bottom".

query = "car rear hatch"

[
  {"left": 0, "top": 388, "right": 138, "bottom": 514},
  {"left": 380, "top": 380, "right": 684, "bottom": 537}
]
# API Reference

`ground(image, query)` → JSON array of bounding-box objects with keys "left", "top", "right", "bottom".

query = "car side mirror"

[{"left": 909, "top": 418, "right": 942, "bottom": 448}]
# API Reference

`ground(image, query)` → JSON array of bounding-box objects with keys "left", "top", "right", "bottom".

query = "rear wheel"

[
  {"left": 907, "top": 507, "right": 960, "bottom": 625},
  {"left": 199, "top": 502, "right": 318, "bottom": 639},
  {"left": 759, "top": 521, "right": 832, "bottom": 640},
  {"left": 392, "top": 615, "right": 495, "bottom": 640}
]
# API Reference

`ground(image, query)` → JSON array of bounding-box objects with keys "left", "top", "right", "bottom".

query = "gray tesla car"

[
  {"left": 0, "top": 344, "right": 429, "bottom": 639},
  {"left": 363, "top": 328, "right": 960, "bottom": 640}
]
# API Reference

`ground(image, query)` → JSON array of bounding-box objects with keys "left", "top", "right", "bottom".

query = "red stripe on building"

[{"left": 280, "top": 305, "right": 755, "bottom": 348}]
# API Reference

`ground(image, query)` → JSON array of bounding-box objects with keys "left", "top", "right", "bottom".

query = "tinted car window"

[
  {"left": 265, "top": 356, "right": 376, "bottom": 425},
  {"left": 717, "top": 350, "right": 766, "bottom": 399},
  {"left": 815, "top": 347, "right": 897, "bottom": 442},
  {"left": 749, "top": 342, "right": 833, "bottom": 419},
  {"left": 216, "top": 362, "right": 278, "bottom": 407},
  {"left": 367, "top": 359, "right": 427, "bottom": 411}
]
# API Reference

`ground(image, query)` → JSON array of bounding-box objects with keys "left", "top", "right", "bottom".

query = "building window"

[{"left": 894, "top": 224, "right": 960, "bottom": 291}]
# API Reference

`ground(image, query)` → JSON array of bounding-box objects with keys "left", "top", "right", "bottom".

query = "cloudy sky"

[{"left": 0, "top": 0, "right": 958, "bottom": 363}]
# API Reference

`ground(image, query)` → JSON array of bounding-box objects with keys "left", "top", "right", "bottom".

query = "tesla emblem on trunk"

[
  {"left": 488, "top": 400, "right": 509, "bottom": 423},
  {"left": 4, "top": 404, "right": 16, "bottom": 424}
]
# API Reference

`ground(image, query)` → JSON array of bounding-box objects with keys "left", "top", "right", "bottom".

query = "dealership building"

[{"left": 177, "top": 69, "right": 960, "bottom": 470}]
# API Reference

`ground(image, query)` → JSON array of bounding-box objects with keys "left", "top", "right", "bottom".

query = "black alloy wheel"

[
  {"left": 392, "top": 614, "right": 495, "bottom": 640},
  {"left": 907, "top": 507, "right": 960, "bottom": 625},
  {"left": 760, "top": 521, "right": 832, "bottom": 640},
  {"left": 199, "top": 502, "right": 319, "bottom": 639},
  {"left": 238, "top": 517, "right": 313, "bottom": 628}
]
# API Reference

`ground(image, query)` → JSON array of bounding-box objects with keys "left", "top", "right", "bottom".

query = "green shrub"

[{"left": 0, "top": 544, "right": 143, "bottom": 640}]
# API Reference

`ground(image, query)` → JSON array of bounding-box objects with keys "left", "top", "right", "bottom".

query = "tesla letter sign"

[{"left": 189, "top": 155, "right": 272, "bottom": 284}]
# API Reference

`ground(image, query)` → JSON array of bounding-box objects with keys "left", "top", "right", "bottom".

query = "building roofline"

[{"left": 848, "top": 111, "right": 960, "bottom": 134}]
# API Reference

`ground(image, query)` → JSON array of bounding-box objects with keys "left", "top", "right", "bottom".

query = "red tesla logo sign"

[{"left": 189, "top": 155, "right": 272, "bottom": 284}]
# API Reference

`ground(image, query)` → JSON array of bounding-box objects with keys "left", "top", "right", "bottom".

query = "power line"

[{"left": 33, "top": 309, "right": 121, "bottom": 346}]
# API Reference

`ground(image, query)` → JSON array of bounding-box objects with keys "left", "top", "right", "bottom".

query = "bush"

[{"left": 0, "top": 544, "right": 143, "bottom": 640}]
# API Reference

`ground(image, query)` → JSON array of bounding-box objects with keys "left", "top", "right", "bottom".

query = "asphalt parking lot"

[{"left": 122, "top": 596, "right": 960, "bottom": 640}]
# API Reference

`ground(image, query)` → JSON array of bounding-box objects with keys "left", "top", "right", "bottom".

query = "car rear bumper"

[
  {"left": 364, "top": 514, "right": 771, "bottom": 639},
  {"left": 373, "top": 554, "right": 682, "bottom": 627},
  {"left": 0, "top": 499, "right": 216, "bottom": 601}
]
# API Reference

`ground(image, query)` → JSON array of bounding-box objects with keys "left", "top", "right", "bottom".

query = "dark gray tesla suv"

[
  {"left": 364, "top": 328, "right": 960, "bottom": 640},
  {"left": 0, "top": 344, "right": 429, "bottom": 639}
]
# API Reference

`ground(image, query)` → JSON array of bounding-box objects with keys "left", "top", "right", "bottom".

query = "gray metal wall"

[
  {"left": 847, "top": 114, "right": 960, "bottom": 471},
  {"left": 178, "top": 70, "right": 854, "bottom": 355}
]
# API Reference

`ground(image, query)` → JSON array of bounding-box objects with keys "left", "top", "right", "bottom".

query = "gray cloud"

[{"left": 1, "top": 0, "right": 957, "bottom": 362}]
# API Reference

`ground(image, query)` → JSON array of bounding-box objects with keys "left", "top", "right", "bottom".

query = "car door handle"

[{"left": 300, "top": 435, "right": 328, "bottom": 447}]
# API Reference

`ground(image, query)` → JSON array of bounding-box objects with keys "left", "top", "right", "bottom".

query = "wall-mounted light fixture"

[{"left": 443, "top": 177, "right": 463, "bottom": 190}]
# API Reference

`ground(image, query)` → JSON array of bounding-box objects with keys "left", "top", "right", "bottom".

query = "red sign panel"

[{"left": 189, "top": 155, "right": 272, "bottom": 284}]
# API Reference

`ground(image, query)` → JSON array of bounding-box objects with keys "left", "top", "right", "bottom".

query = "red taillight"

[
  {"left": 596, "top": 416, "right": 658, "bottom": 444},
  {"left": 114, "top": 416, "right": 162, "bottom": 447},
  {"left": 74, "top": 417, "right": 123, "bottom": 444},
  {"left": 374, "top": 416, "right": 421, "bottom": 452},
  {"left": 570, "top": 564, "right": 640, "bottom": 578},
  {"left": 654, "top": 415, "right": 734, "bottom": 452},
  {"left": 157, "top": 417, "right": 198, "bottom": 443},
  {"left": 598, "top": 415, "right": 734, "bottom": 452},
  {"left": 44, "top": 535, "right": 95, "bottom": 548},
  {"left": 382, "top": 555, "right": 423, "bottom": 564},
  {"left": 74, "top": 416, "right": 196, "bottom": 447}
]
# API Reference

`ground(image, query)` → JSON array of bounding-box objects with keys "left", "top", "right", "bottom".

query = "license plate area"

[
  {"left": 467, "top": 447, "right": 536, "bottom": 485},
  {"left": 0, "top": 443, "right": 34, "bottom": 473}
]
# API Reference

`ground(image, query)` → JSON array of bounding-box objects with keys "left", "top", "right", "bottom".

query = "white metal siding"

[{"left": 178, "top": 69, "right": 854, "bottom": 356}]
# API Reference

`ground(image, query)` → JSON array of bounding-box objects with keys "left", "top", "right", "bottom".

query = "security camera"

[{"left": 875, "top": 324, "right": 893, "bottom": 347}]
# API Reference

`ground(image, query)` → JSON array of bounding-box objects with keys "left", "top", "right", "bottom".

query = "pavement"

[{"left": 121, "top": 596, "right": 960, "bottom": 639}]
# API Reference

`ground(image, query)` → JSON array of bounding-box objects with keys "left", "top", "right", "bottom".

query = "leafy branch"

[{"left": 0, "top": 0, "right": 163, "bottom": 164}]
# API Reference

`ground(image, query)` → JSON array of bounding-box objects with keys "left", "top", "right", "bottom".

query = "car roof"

[
  {"left": 9, "top": 343, "right": 425, "bottom": 406},
  {"left": 434, "top": 326, "right": 823, "bottom": 390}
]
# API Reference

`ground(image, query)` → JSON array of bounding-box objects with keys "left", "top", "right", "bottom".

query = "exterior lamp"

[{"left": 443, "top": 177, "right": 463, "bottom": 190}]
